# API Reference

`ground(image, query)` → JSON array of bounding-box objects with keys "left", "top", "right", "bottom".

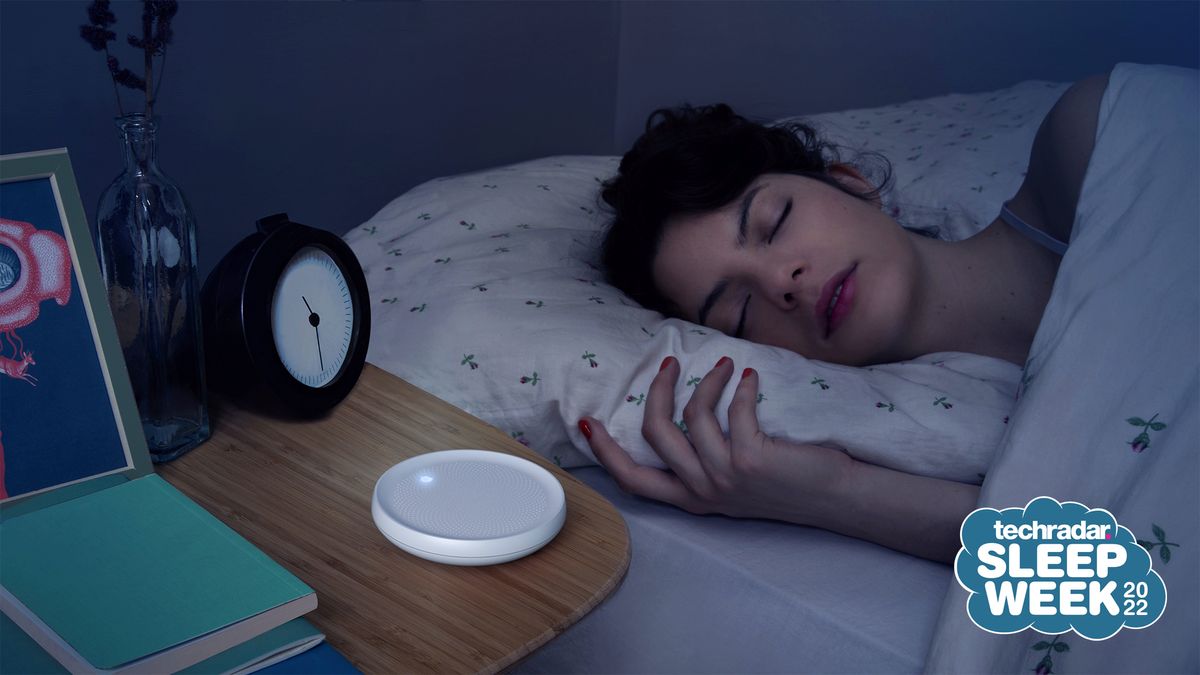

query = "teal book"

[
  {"left": 179, "top": 619, "right": 325, "bottom": 675},
  {"left": 0, "top": 150, "right": 318, "bottom": 674},
  {"left": 1, "top": 614, "right": 326, "bottom": 675},
  {"left": 0, "top": 475, "right": 317, "bottom": 673}
]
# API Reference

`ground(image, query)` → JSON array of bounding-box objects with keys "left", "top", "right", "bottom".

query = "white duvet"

[{"left": 925, "top": 63, "right": 1199, "bottom": 674}]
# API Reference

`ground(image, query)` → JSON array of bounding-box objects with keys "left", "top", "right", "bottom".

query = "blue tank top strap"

[{"left": 999, "top": 201, "right": 1068, "bottom": 256}]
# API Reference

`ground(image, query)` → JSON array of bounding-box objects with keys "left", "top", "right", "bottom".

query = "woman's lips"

[{"left": 817, "top": 264, "right": 857, "bottom": 339}]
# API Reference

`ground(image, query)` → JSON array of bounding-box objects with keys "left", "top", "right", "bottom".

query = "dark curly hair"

[{"left": 599, "top": 103, "right": 896, "bottom": 317}]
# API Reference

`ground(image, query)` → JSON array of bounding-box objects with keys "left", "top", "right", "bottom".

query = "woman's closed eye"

[{"left": 766, "top": 198, "right": 792, "bottom": 244}]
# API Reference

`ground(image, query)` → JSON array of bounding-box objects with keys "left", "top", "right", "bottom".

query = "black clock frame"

[{"left": 202, "top": 214, "right": 371, "bottom": 417}]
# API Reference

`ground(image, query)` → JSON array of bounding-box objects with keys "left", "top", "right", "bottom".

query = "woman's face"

[{"left": 651, "top": 170, "right": 923, "bottom": 366}]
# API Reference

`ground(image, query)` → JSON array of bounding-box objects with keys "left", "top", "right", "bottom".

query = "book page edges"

[{"left": 0, "top": 584, "right": 317, "bottom": 674}]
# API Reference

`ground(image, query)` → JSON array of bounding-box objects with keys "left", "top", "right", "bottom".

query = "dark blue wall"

[
  {"left": 614, "top": 1, "right": 1200, "bottom": 147},
  {"left": 0, "top": 0, "right": 620, "bottom": 278},
  {"left": 2, "top": 1, "right": 1196, "bottom": 280}
]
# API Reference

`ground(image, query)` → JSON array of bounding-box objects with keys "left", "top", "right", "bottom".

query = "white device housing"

[{"left": 371, "top": 449, "right": 566, "bottom": 566}]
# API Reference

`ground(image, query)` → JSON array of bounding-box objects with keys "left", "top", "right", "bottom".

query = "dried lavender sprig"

[
  {"left": 141, "top": 0, "right": 153, "bottom": 117},
  {"left": 80, "top": 0, "right": 128, "bottom": 116},
  {"left": 87, "top": 0, "right": 115, "bottom": 27},
  {"left": 139, "top": 0, "right": 177, "bottom": 117},
  {"left": 151, "top": 0, "right": 178, "bottom": 102},
  {"left": 80, "top": 0, "right": 178, "bottom": 118}
]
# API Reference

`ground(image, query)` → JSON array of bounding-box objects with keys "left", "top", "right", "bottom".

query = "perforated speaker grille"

[{"left": 386, "top": 459, "right": 552, "bottom": 539}]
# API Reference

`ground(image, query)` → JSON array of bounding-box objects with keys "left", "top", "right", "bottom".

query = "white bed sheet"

[{"left": 515, "top": 466, "right": 950, "bottom": 674}]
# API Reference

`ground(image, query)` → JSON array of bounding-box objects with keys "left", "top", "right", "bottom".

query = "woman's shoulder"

[{"left": 1015, "top": 70, "right": 1113, "bottom": 244}]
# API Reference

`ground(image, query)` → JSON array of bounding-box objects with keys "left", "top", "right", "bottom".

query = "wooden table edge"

[{"left": 494, "top": 517, "right": 631, "bottom": 673}]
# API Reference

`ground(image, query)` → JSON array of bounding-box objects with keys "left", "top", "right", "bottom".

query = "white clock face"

[{"left": 270, "top": 246, "right": 354, "bottom": 388}]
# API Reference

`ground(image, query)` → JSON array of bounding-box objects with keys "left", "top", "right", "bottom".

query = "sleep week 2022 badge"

[{"left": 954, "top": 496, "right": 1167, "bottom": 642}]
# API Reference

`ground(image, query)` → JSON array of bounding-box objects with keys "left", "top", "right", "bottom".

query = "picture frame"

[{"left": 0, "top": 148, "right": 152, "bottom": 520}]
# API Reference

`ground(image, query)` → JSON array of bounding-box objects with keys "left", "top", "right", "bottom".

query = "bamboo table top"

[{"left": 158, "top": 363, "right": 630, "bottom": 674}]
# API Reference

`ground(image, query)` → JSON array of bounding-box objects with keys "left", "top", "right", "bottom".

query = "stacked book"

[{"left": 0, "top": 475, "right": 322, "bottom": 674}]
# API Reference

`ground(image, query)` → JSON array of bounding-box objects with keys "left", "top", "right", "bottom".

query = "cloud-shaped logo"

[{"left": 955, "top": 496, "right": 1166, "bottom": 640}]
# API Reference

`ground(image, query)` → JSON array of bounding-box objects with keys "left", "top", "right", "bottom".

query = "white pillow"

[{"left": 347, "top": 78, "right": 1067, "bottom": 483}]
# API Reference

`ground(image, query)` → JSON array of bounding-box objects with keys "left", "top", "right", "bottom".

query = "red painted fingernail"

[
  {"left": 716, "top": 356, "right": 732, "bottom": 369},
  {"left": 578, "top": 418, "right": 592, "bottom": 439},
  {"left": 742, "top": 367, "right": 754, "bottom": 380},
  {"left": 660, "top": 356, "right": 673, "bottom": 372}
]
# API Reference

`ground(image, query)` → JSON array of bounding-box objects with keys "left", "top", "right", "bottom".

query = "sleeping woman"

[{"left": 577, "top": 71, "right": 1111, "bottom": 565}]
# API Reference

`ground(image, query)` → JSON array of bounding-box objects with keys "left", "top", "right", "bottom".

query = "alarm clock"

[{"left": 201, "top": 213, "right": 370, "bottom": 417}]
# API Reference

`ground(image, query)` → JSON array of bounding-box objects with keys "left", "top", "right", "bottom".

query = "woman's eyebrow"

[{"left": 735, "top": 183, "right": 768, "bottom": 247}]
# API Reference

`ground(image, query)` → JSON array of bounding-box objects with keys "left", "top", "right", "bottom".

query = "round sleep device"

[{"left": 371, "top": 449, "right": 566, "bottom": 566}]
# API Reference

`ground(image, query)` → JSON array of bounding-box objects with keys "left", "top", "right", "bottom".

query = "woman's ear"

[{"left": 829, "top": 163, "right": 882, "bottom": 208}]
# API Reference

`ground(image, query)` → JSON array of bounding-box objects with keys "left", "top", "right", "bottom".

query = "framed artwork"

[{"left": 0, "top": 149, "right": 151, "bottom": 518}]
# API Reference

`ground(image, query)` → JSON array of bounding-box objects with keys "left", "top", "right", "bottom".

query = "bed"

[{"left": 344, "top": 62, "right": 1198, "bottom": 673}]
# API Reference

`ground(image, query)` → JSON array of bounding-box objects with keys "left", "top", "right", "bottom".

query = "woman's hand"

[{"left": 579, "top": 356, "right": 855, "bottom": 526}]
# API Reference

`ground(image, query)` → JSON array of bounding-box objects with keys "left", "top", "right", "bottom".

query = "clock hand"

[
  {"left": 303, "top": 295, "right": 324, "bottom": 371},
  {"left": 315, "top": 325, "right": 324, "bottom": 371}
]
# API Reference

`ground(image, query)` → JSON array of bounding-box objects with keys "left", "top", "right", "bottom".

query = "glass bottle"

[{"left": 93, "top": 113, "right": 210, "bottom": 461}]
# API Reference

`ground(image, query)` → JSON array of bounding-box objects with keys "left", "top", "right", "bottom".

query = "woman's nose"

[{"left": 769, "top": 267, "right": 804, "bottom": 309}]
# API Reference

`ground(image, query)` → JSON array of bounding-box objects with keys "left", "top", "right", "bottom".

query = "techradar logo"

[{"left": 954, "top": 496, "right": 1166, "bottom": 640}]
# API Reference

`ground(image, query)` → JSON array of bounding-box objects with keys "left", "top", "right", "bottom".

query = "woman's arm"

[
  {"left": 580, "top": 357, "right": 979, "bottom": 565},
  {"left": 826, "top": 458, "right": 979, "bottom": 564}
]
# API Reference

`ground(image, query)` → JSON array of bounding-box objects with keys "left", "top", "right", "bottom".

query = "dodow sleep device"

[{"left": 371, "top": 449, "right": 566, "bottom": 566}]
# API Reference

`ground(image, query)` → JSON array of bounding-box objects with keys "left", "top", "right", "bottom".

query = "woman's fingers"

[
  {"left": 684, "top": 357, "right": 735, "bottom": 475},
  {"left": 582, "top": 357, "right": 761, "bottom": 516},
  {"left": 580, "top": 417, "right": 697, "bottom": 509},
  {"left": 728, "top": 367, "right": 765, "bottom": 454},
  {"left": 641, "top": 356, "right": 709, "bottom": 487}
]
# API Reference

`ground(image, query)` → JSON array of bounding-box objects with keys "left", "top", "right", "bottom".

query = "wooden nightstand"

[{"left": 157, "top": 364, "right": 630, "bottom": 673}]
